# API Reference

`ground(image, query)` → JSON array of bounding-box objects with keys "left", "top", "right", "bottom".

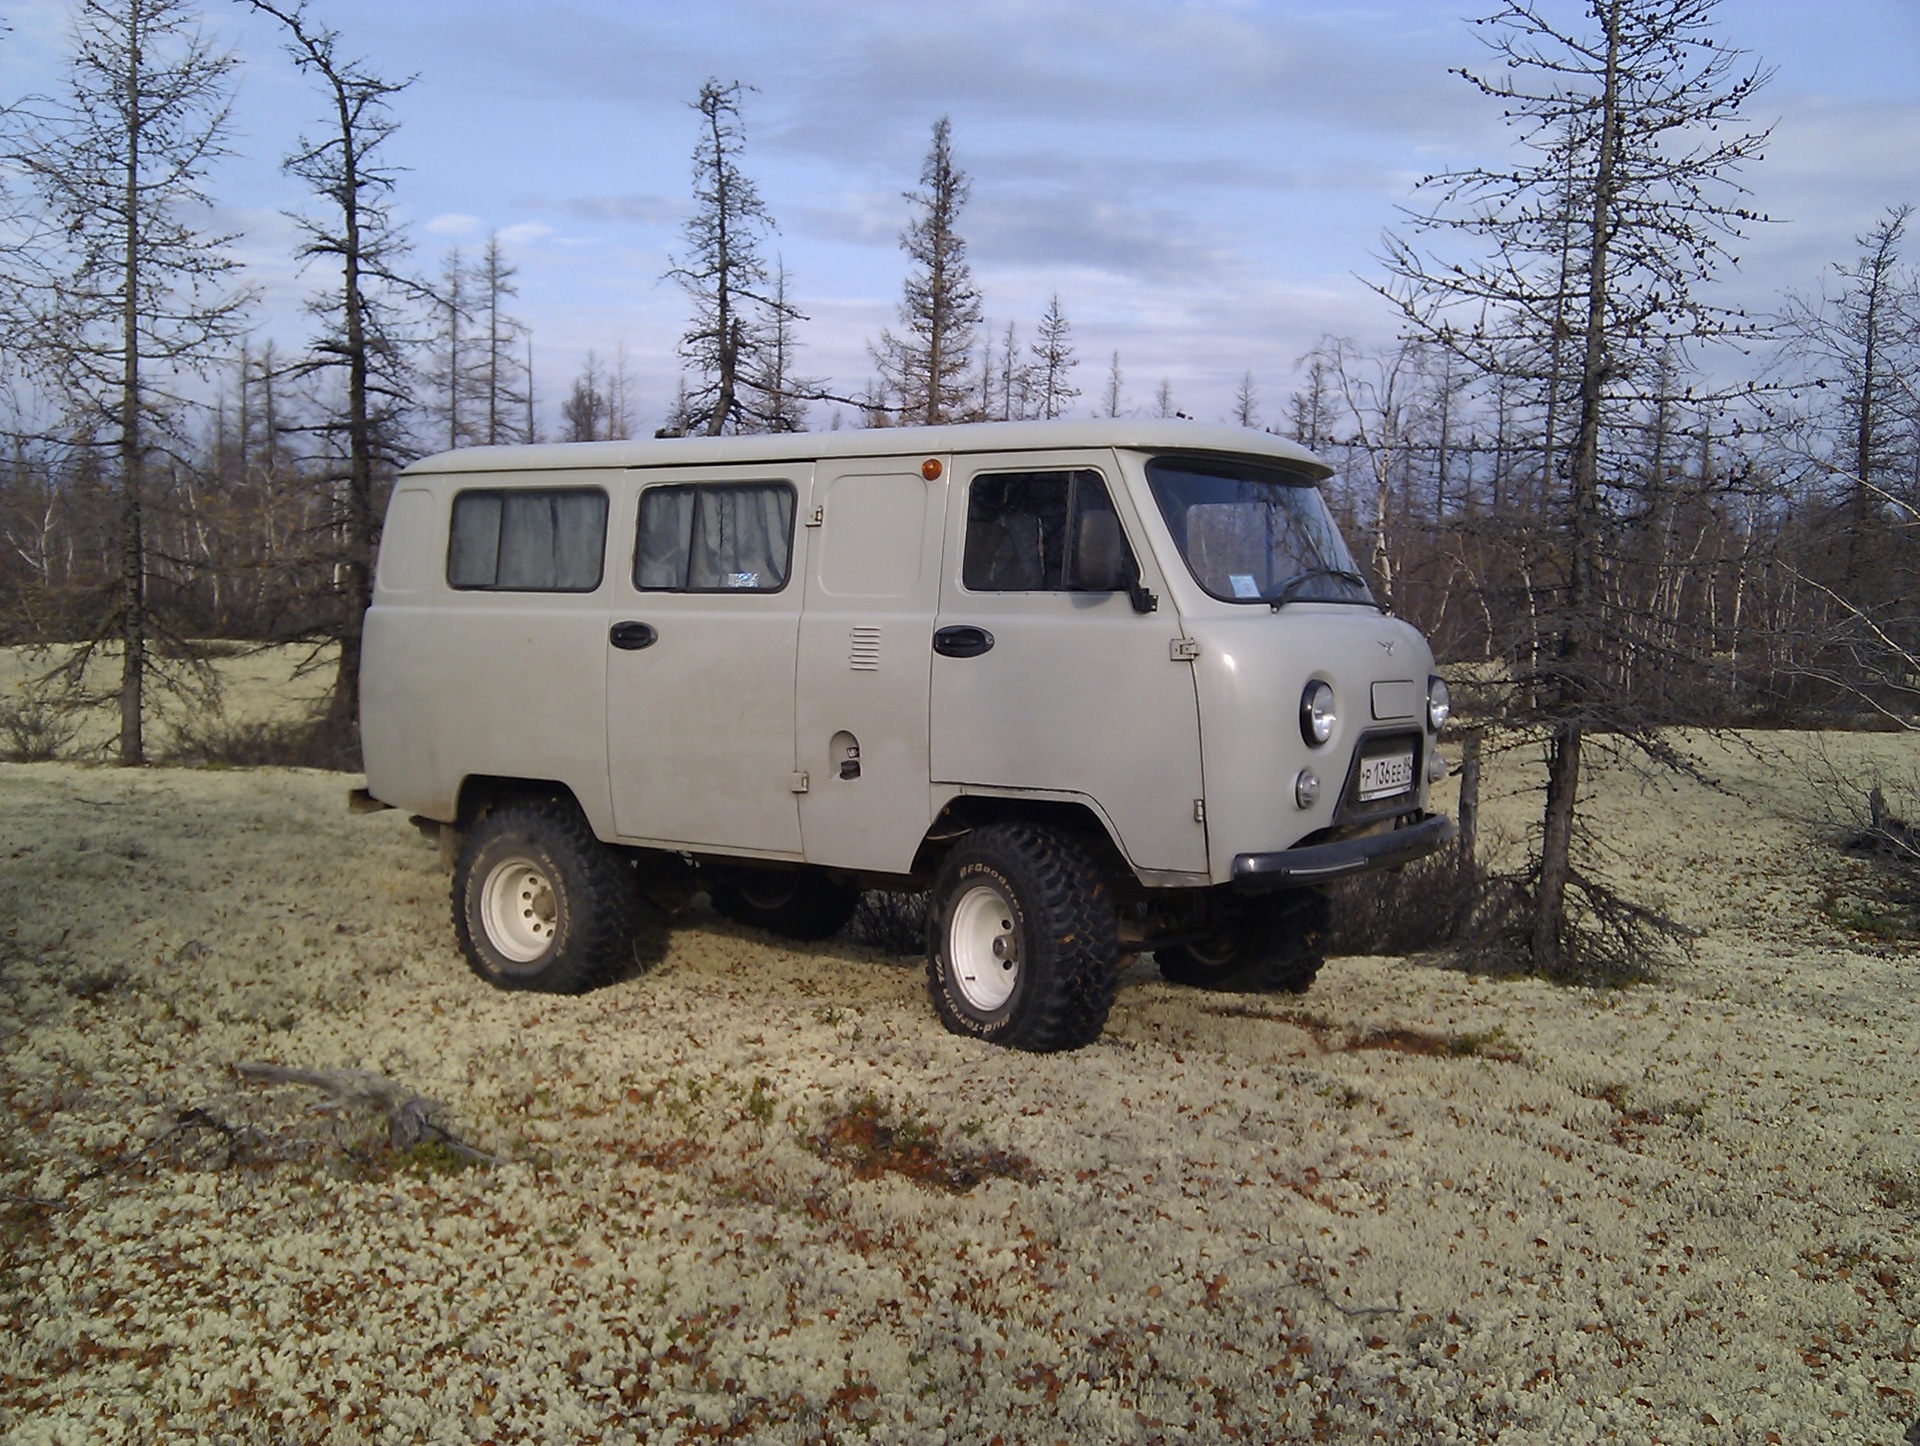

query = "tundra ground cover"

[{"left": 1, "top": 731, "right": 1917, "bottom": 1443}]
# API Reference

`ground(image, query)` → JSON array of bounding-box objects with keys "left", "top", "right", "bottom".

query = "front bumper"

[{"left": 1230, "top": 812, "right": 1455, "bottom": 889}]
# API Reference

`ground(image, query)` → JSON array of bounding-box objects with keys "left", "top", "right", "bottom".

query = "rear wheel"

[
  {"left": 453, "top": 798, "right": 642, "bottom": 993},
  {"left": 927, "top": 824, "right": 1120, "bottom": 1052},
  {"left": 1156, "top": 888, "right": 1329, "bottom": 994},
  {"left": 708, "top": 868, "right": 861, "bottom": 942}
]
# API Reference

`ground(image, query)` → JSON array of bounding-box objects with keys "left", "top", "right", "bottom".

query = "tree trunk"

[
  {"left": 333, "top": 83, "right": 372, "bottom": 757},
  {"left": 1532, "top": 721, "right": 1582, "bottom": 969},
  {"left": 1456, "top": 728, "right": 1483, "bottom": 875},
  {"left": 117, "top": 8, "right": 146, "bottom": 767},
  {"left": 1532, "top": 0, "right": 1622, "bottom": 971}
]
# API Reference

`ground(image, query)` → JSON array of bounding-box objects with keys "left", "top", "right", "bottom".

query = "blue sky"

[{"left": 7, "top": 0, "right": 1920, "bottom": 433}]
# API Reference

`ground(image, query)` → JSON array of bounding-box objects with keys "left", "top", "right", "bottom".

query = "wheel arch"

[
  {"left": 911, "top": 792, "right": 1137, "bottom": 890},
  {"left": 454, "top": 774, "right": 596, "bottom": 832}
]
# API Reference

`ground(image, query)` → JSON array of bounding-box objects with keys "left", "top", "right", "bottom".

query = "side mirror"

[
  {"left": 1072, "top": 510, "right": 1158, "bottom": 613},
  {"left": 1072, "top": 510, "right": 1126, "bottom": 591}
]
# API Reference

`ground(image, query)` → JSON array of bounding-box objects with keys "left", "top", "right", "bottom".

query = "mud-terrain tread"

[
  {"left": 453, "top": 796, "right": 642, "bottom": 994},
  {"left": 1156, "top": 888, "right": 1329, "bottom": 995},
  {"left": 709, "top": 870, "right": 862, "bottom": 942},
  {"left": 927, "top": 822, "right": 1121, "bottom": 1053}
]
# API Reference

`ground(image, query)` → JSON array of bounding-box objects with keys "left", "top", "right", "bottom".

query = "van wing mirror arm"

[{"left": 1125, "top": 558, "right": 1158, "bottom": 614}]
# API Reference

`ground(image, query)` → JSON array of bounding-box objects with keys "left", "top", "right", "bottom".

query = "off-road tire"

[
  {"left": 453, "top": 797, "right": 642, "bottom": 993},
  {"left": 707, "top": 868, "right": 862, "bottom": 942},
  {"left": 1156, "top": 887, "right": 1330, "bottom": 995},
  {"left": 926, "top": 823, "right": 1121, "bottom": 1052}
]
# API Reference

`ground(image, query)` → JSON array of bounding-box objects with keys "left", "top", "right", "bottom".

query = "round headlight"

[
  {"left": 1427, "top": 675, "right": 1452, "bottom": 733},
  {"left": 1300, "top": 680, "right": 1336, "bottom": 746}
]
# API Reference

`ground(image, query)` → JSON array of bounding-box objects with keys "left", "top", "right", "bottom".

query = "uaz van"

[{"left": 358, "top": 420, "right": 1453, "bottom": 1051}]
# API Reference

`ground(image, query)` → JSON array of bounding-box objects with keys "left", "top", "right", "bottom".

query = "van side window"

[
  {"left": 636, "top": 481, "right": 796, "bottom": 592},
  {"left": 447, "top": 488, "right": 608, "bottom": 592},
  {"left": 963, "top": 469, "right": 1128, "bottom": 592}
]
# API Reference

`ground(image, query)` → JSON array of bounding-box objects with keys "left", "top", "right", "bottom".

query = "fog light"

[
  {"left": 1294, "top": 769, "right": 1321, "bottom": 809},
  {"left": 1428, "top": 751, "right": 1449, "bottom": 783}
]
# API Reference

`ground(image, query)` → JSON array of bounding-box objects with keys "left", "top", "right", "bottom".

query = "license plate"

[{"left": 1358, "top": 750, "right": 1415, "bottom": 801}]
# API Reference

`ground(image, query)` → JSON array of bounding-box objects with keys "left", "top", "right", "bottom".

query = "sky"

[{"left": 6, "top": 0, "right": 1920, "bottom": 435}]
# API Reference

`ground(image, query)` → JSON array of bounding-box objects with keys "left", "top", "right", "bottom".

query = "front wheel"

[
  {"left": 453, "top": 798, "right": 642, "bottom": 993},
  {"left": 926, "top": 824, "right": 1121, "bottom": 1052},
  {"left": 1155, "top": 888, "right": 1329, "bottom": 994}
]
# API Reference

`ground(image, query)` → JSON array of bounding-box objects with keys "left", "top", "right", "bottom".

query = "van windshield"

[{"left": 1145, "top": 454, "right": 1374, "bottom": 607}]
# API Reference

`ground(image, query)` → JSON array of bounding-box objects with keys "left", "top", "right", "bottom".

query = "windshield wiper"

[{"left": 1267, "top": 567, "right": 1372, "bottom": 607}]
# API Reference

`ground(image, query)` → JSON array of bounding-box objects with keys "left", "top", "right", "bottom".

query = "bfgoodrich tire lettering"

[
  {"left": 1156, "top": 887, "right": 1329, "bottom": 994},
  {"left": 926, "top": 823, "right": 1121, "bottom": 1052},
  {"left": 453, "top": 798, "right": 641, "bottom": 993}
]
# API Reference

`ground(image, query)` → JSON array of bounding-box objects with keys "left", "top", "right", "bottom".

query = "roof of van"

[{"left": 400, "top": 418, "right": 1335, "bottom": 482}]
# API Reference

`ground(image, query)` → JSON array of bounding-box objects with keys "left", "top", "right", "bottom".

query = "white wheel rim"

[
  {"left": 482, "top": 859, "right": 558, "bottom": 964},
  {"left": 949, "top": 882, "right": 1020, "bottom": 1012}
]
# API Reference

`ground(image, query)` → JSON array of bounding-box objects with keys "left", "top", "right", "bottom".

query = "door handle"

[
  {"left": 609, "top": 621, "right": 658, "bottom": 651},
  {"left": 932, "top": 625, "right": 994, "bottom": 659}
]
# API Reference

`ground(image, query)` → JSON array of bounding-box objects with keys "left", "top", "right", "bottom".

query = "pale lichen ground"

[{"left": 2, "top": 731, "right": 1917, "bottom": 1444}]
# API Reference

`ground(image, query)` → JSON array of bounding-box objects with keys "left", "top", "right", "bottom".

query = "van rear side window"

[
  {"left": 448, "top": 488, "right": 608, "bottom": 592},
  {"left": 636, "top": 482, "right": 796, "bottom": 592}
]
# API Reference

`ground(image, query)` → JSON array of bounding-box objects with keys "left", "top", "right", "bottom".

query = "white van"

[{"left": 359, "top": 420, "right": 1452, "bottom": 1051}]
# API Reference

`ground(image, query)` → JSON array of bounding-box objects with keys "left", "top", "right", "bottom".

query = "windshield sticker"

[{"left": 1229, "top": 574, "right": 1261, "bottom": 599}]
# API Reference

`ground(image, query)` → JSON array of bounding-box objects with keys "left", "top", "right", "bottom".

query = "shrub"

[
  {"left": 161, "top": 714, "right": 358, "bottom": 771},
  {"left": 0, "top": 682, "right": 82, "bottom": 762},
  {"left": 1323, "top": 846, "right": 1485, "bottom": 957},
  {"left": 844, "top": 890, "right": 929, "bottom": 956}
]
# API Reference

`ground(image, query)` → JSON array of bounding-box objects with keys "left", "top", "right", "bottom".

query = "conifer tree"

[{"left": 873, "top": 117, "right": 982, "bottom": 424}]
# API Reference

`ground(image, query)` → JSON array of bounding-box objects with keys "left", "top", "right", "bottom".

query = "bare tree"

[
  {"left": 476, "top": 233, "right": 529, "bottom": 445},
  {"left": 993, "top": 320, "right": 1030, "bottom": 422},
  {"left": 1377, "top": 0, "right": 1772, "bottom": 977},
  {"left": 1776, "top": 204, "right": 1920, "bottom": 723},
  {"left": 1232, "top": 370, "right": 1259, "bottom": 429},
  {"left": 1029, "top": 292, "right": 1079, "bottom": 421},
  {"left": 6, "top": 0, "right": 251, "bottom": 764},
  {"left": 424, "top": 246, "right": 479, "bottom": 452},
  {"left": 560, "top": 350, "right": 609, "bottom": 443},
  {"left": 243, "top": 0, "right": 417, "bottom": 756},
  {"left": 753, "top": 262, "right": 816, "bottom": 433},
  {"left": 1781, "top": 204, "right": 1918, "bottom": 586},
  {"left": 1287, "top": 354, "right": 1334, "bottom": 448},
  {"left": 1102, "top": 350, "right": 1125, "bottom": 419},
  {"left": 667, "top": 80, "right": 796, "bottom": 436},
  {"left": 873, "top": 117, "right": 982, "bottom": 424},
  {"left": 1308, "top": 336, "right": 1429, "bottom": 612}
]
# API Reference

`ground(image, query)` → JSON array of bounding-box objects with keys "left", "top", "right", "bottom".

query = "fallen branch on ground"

[{"left": 234, "top": 1061, "right": 503, "bottom": 1166}]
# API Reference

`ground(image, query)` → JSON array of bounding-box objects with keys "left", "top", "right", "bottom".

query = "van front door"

[
  {"left": 605, "top": 466, "right": 809, "bottom": 856},
  {"left": 929, "top": 451, "right": 1209, "bottom": 879}
]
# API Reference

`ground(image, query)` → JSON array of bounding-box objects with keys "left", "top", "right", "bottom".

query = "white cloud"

[
  {"left": 424, "top": 213, "right": 483, "bottom": 237},
  {"left": 497, "top": 221, "right": 558, "bottom": 247}
]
